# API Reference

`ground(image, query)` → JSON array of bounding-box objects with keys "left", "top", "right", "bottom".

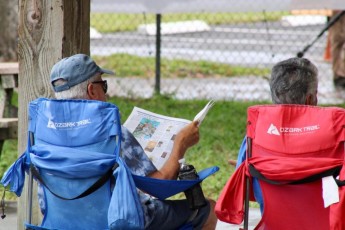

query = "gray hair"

[
  {"left": 269, "top": 57, "right": 318, "bottom": 104},
  {"left": 54, "top": 75, "right": 99, "bottom": 99}
]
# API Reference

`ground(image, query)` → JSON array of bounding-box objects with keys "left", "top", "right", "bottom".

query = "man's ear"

[
  {"left": 87, "top": 83, "right": 97, "bottom": 100},
  {"left": 87, "top": 82, "right": 106, "bottom": 101}
]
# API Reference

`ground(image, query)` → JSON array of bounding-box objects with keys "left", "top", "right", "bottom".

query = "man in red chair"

[
  {"left": 235, "top": 57, "right": 319, "bottom": 214},
  {"left": 49, "top": 54, "right": 217, "bottom": 230},
  {"left": 223, "top": 57, "right": 319, "bottom": 224},
  {"left": 218, "top": 57, "right": 345, "bottom": 229}
]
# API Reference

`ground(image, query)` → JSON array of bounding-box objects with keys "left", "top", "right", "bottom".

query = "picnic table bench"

[{"left": 0, "top": 62, "right": 18, "bottom": 154}]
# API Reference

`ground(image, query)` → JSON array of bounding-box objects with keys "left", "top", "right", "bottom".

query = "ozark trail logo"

[
  {"left": 267, "top": 124, "right": 280, "bottom": 135},
  {"left": 47, "top": 118, "right": 91, "bottom": 129},
  {"left": 47, "top": 119, "right": 56, "bottom": 129},
  {"left": 267, "top": 123, "right": 320, "bottom": 136}
]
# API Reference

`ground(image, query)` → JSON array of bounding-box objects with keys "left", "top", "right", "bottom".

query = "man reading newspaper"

[{"left": 49, "top": 54, "right": 217, "bottom": 229}]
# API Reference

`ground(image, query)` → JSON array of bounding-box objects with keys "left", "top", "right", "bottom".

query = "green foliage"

[
  {"left": 0, "top": 140, "right": 18, "bottom": 201},
  {"left": 91, "top": 13, "right": 147, "bottom": 33},
  {"left": 91, "top": 12, "right": 288, "bottom": 33},
  {"left": 11, "top": 91, "right": 18, "bottom": 107},
  {"left": 93, "top": 53, "right": 270, "bottom": 78},
  {"left": 0, "top": 140, "right": 17, "bottom": 179}
]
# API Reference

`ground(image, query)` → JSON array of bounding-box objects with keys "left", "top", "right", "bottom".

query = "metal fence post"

[{"left": 155, "top": 14, "right": 161, "bottom": 95}]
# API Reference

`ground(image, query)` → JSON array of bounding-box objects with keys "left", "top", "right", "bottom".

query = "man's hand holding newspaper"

[{"left": 123, "top": 100, "right": 214, "bottom": 169}]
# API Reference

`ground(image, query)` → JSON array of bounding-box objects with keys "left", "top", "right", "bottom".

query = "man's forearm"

[
  {"left": 148, "top": 144, "right": 185, "bottom": 180},
  {"left": 148, "top": 121, "right": 199, "bottom": 180}
]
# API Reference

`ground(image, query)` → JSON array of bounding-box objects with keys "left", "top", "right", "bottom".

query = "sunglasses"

[{"left": 91, "top": 80, "right": 108, "bottom": 93}]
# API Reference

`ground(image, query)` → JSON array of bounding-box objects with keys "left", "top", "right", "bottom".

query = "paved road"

[
  {"left": 91, "top": 22, "right": 327, "bottom": 68},
  {"left": 1, "top": 201, "right": 17, "bottom": 230}
]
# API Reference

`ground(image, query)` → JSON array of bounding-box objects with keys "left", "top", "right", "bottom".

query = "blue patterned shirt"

[
  {"left": 120, "top": 126, "right": 157, "bottom": 176},
  {"left": 120, "top": 127, "right": 158, "bottom": 227}
]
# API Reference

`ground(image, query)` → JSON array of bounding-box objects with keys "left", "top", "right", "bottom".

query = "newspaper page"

[
  {"left": 123, "top": 100, "right": 214, "bottom": 169},
  {"left": 123, "top": 107, "right": 191, "bottom": 169}
]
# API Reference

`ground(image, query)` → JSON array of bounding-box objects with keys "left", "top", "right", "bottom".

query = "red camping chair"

[
  {"left": 215, "top": 104, "right": 345, "bottom": 229},
  {"left": 243, "top": 104, "right": 345, "bottom": 230}
]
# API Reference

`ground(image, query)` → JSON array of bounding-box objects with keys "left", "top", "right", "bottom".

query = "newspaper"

[{"left": 123, "top": 100, "right": 214, "bottom": 169}]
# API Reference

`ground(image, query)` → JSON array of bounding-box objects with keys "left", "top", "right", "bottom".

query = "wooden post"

[{"left": 17, "top": 0, "right": 90, "bottom": 229}]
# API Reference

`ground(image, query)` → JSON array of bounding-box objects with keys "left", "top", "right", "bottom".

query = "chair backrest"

[
  {"left": 27, "top": 98, "right": 121, "bottom": 229},
  {"left": 23, "top": 98, "right": 219, "bottom": 230},
  {"left": 245, "top": 104, "right": 345, "bottom": 230}
]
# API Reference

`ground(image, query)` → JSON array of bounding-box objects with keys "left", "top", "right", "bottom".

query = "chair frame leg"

[
  {"left": 243, "top": 137, "right": 252, "bottom": 230},
  {"left": 26, "top": 131, "right": 35, "bottom": 225},
  {"left": 27, "top": 171, "right": 33, "bottom": 225}
]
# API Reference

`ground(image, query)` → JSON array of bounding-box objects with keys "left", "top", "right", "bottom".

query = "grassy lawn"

[
  {"left": 0, "top": 95, "right": 267, "bottom": 201},
  {"left": 91, "top": 12, "right": 288, "bottom": 33},
  {"left": 93, "top": 53, "right": 270, "bottom": 78}
]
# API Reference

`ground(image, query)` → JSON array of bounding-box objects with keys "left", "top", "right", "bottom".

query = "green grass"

[
  {"left": 93, "top": 53, "right": 270, "bottom": 78},
  {"left": 0, "top": 140, "right": 18, "bottom": 180},
  {"left": 0, "top": 140, "right": 18, "bottom": 201},
  {"left": 91, "top": 12, "right": 289, "bottom": 33},
  {"left": 1, "top": 95, "right": 264, "bottom": 201}
]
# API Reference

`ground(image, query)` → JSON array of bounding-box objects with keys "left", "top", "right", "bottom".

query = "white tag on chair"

[{"left": 322, "top": 176, "right": 339, "bottom": 208}]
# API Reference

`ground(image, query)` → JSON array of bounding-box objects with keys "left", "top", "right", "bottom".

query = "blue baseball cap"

[{"left": 50, "top": 54, "right": 114, "bottom": 92}]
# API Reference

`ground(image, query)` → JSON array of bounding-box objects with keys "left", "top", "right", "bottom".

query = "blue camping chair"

[{"left": 1, "top": 98, "right": 218, "bottom": 229}]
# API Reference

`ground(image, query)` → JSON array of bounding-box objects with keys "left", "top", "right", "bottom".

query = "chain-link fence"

[{"left": 90, "top": 2, "right": 344, "bottom": 104}]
